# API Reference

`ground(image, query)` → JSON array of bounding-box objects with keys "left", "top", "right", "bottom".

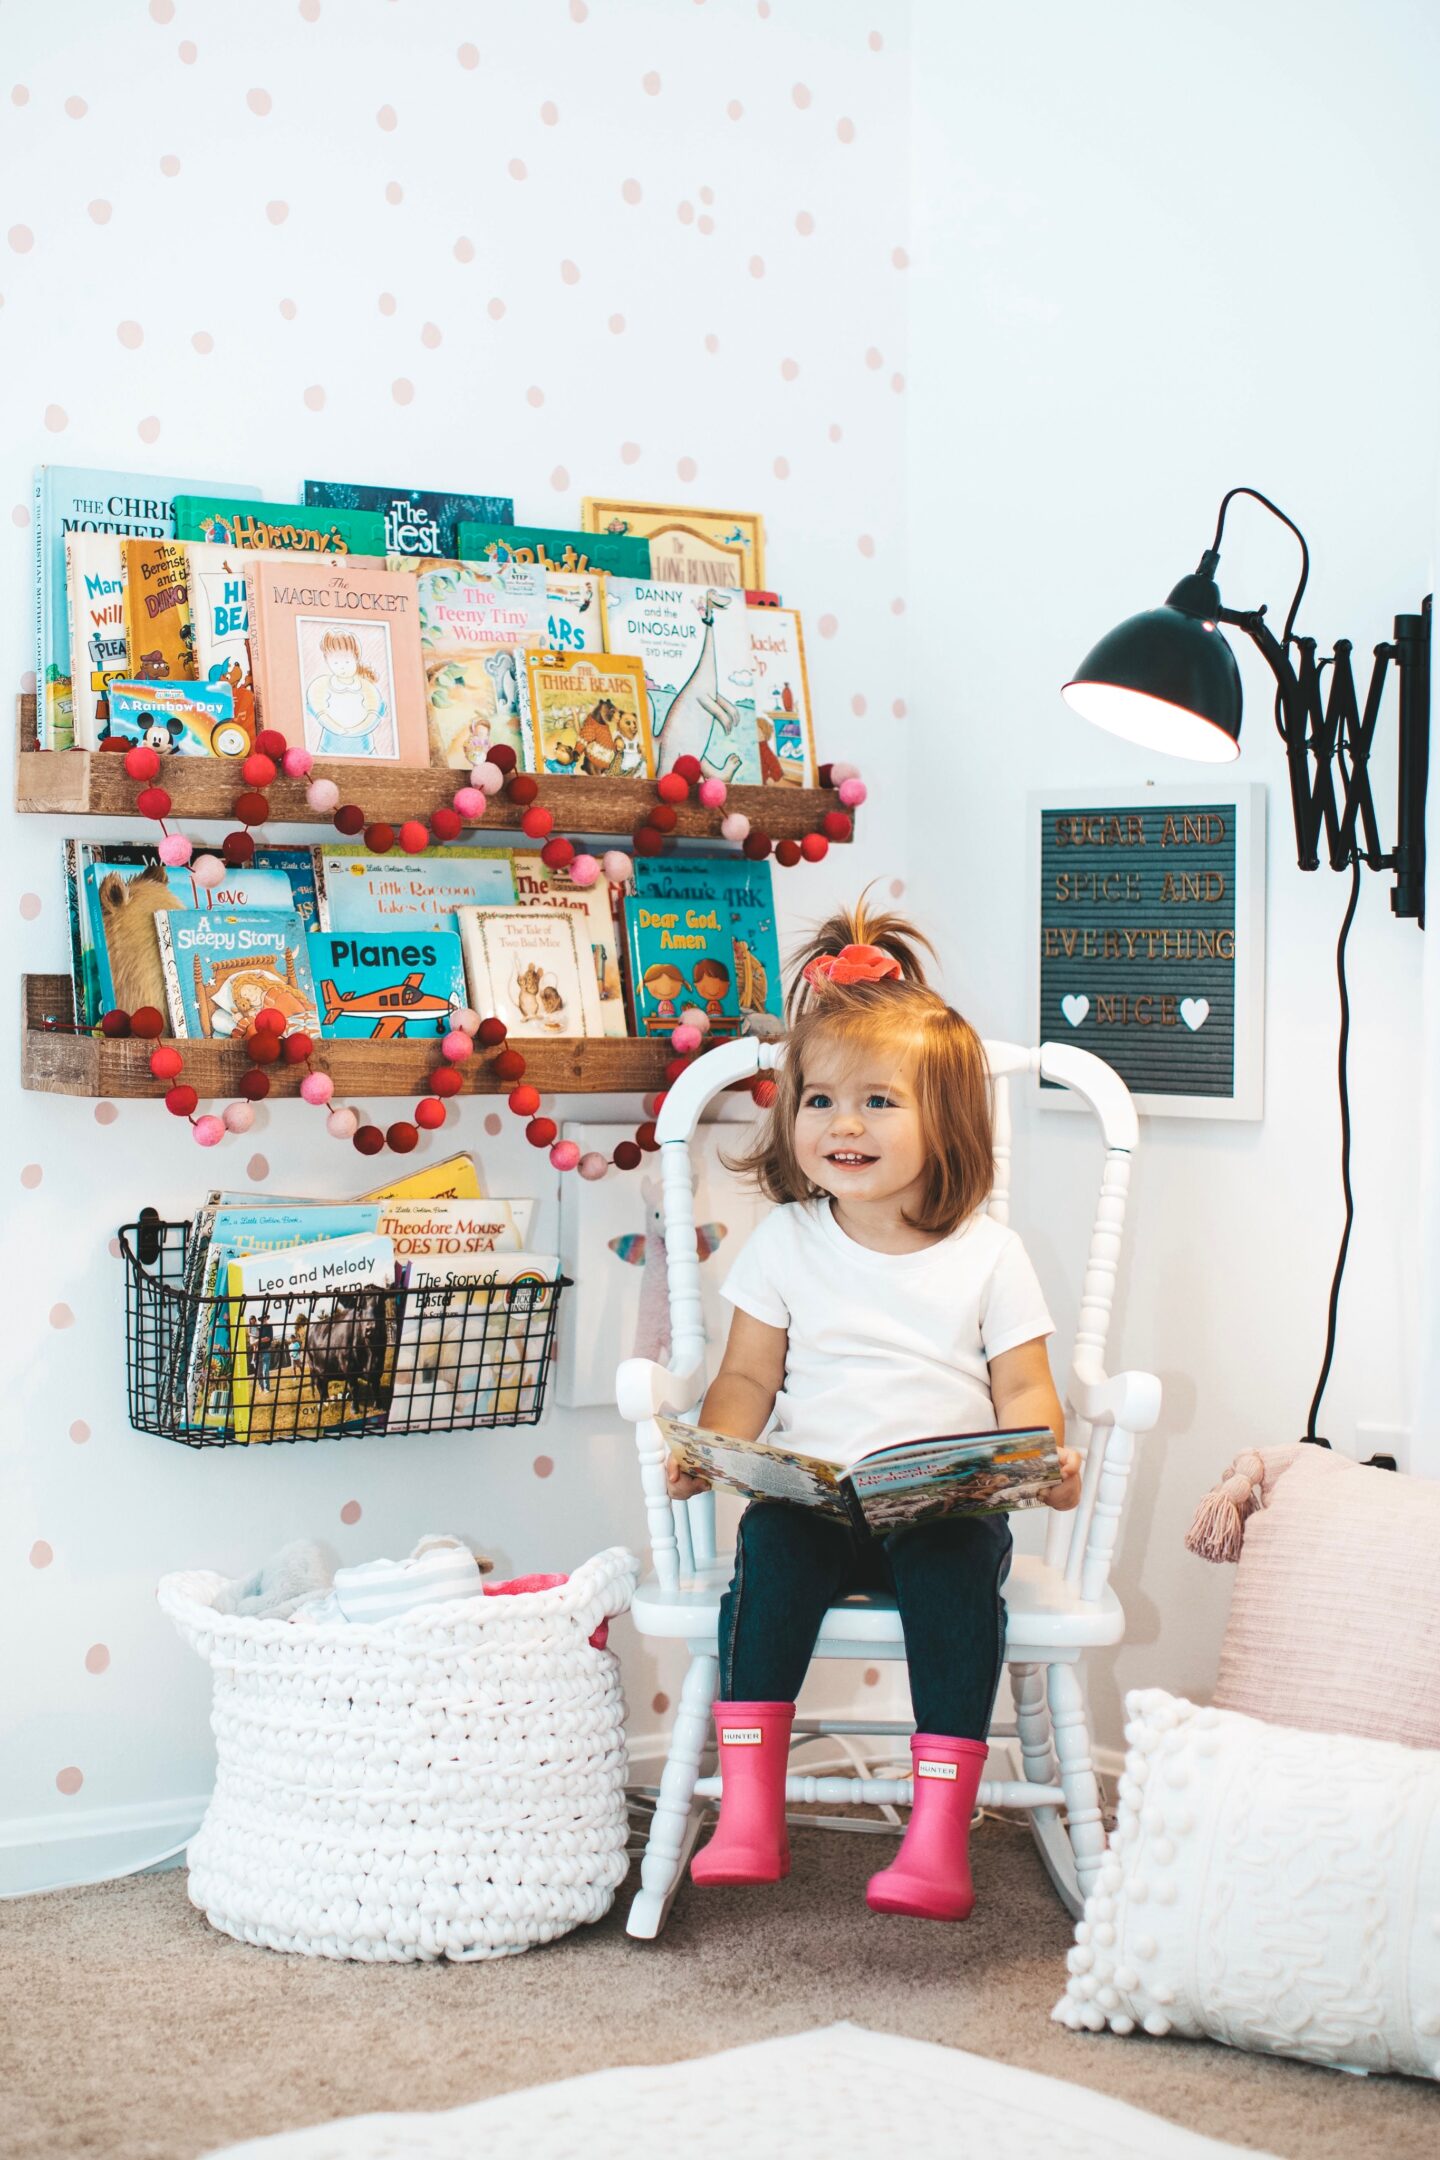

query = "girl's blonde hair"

[{"left": 730, "top": 890, "right": 993, "bottom": 1236}]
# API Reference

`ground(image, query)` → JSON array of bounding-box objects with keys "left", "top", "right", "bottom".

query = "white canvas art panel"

[{"left": 556, "top": 1121, "right": 771, "bottom": 1409}]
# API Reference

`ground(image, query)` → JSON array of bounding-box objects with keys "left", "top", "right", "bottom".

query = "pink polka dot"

[
  {"left": 85, "top": 1644, "right": 110, "bottom": 1674},
  {"left": 550, "top": 466, "right": 570, "bottom": 492},
  {"left": 891, "top": 246, "right": 909, "bottom": 270},
  {"left": 19, "top": 892, "right": 41, "bottom": 919},
  {"left": 857, "top": 533, "right": 875, "bottom": 557},
  {"left": 299, "top": 0, "right": 321, "bottom": 16},
  {"left": 246, "top": 87, "right": 272, "bottom": 116},
  {"left": 178, "top": 39, "right": 197, "bottom": 62},
  {"left": 837, "top": 117, "right": 856, "bottom": 144},
  {"left": 869, "top": 29, "right": 884, "bottom": 50},
  {"left": 697, "top": 215, "right": 714, "bottom": 235},
  {"left": 773, "top": 457, "right": 790, "bottom": 480},
  {"left": 150, "top": 0, "right": 175, "bottom": 18},
  {"left": 116, "top": 320, "right": 143, "bottom": 348},
  {"left": 828, "top": 422, "right": 843, "bottom": 441},
  {"left": 540, "top": 100, "right": 559, "bottom": 125},
  {"left": 792, "top": 83, "right": 811, "bottom": 108},
  {"left": 526, "top": 384, "right": 545, "bottom": 407},
  {"left": 421, "top": 321, "right": 442, "bottom": 347},
  {"left": 454, "top": 236, "right": 475, "bottom": 263},
  {"left": 70, "top": 1420, "right": 90, "bottom": 1444},
  {"left": 780, "top": 357, "right": 799, "bottom": 381},
  {"left": 8, "top": 226, "right": 33, "bottom": 254},
  {"left": 385, "top": 181, "right": 403, "bottom": 205},
  {"left": 818, "top": 614, "right": 838, "bottom": 638},
  {"left": 795, "top": 211, "right": 815, "bottom": 236},
  {"left": 863, "top": 1667, "right": 880, "bottom": 1686},
  {"left": 570, "top": 0, "right": 588, "bottom": 18},
  {"left": 726, "top": 100, "right": 743, "bottom": 120},
  {"left": 247, "top": 1154, "right": 269, "bottom": 1182},
  {"left": 677, "top": 456, "right": 698, "bottom": 482},
  {"left": 677, "top": 200, "right": 694, "bottom": 225},
  {"left": 533, "top": 1455, "right": 554, "bottom": 1478},
  {"left": 266, "top": 200, "right": 288, "bottom": 224},
  {"left": 608, "top": 312, "right": 625, "bottom": 334},
  {"left": 138, "top": 416, "right": 161, "bottom": 443},
  {"left": 748, "top": 255, "right": 765, "bottom": 278},
  {"left": 641, "top": 70, "right": 661, "bottom": 94},
  {"left": 891, "top": 597, "right": 906, "bottom": 616},
  {"left": 50, "top": 1305, "right": 75, "bottom": 1330},
  {"left": 20, "top": 1163, "right": 42, "bottom": 1188},
  {"left": 192, "top": 330, "right": 214, "bottom": 354},
  {"left": 652, "top": 1691, "right": 670, "bottom": 1714},
  {"left": 56, "top": 1768, "right": 83, "bottom": 1797},
  {"left": 11, "top": 84, "right": 28, "bottom": 106},
  {"left": 621, "top": 441, "right": 641, "bottom": 465},
  {"left": 508, "top": 158, "right": 527, "bottom": 181},
  {"left": 30, "top": 1541, "right": 53, "bottom": 1568},
  {"left": 107, "top": 1237, "right": 121, "bottom": 1259},
  {"left": 376, "top": 104, "right": 397, "bottom": 130},
  {"left": 279, "top": 298, "right": 297, "bottom": 320},
  {"left": 65, "top": 95, "right": 88, "bottom": 120},
  {"left": 890, "top": 878, "right": 906, "bottom": 897},
  {"left": 340, "top": 1500, "right": 362, "bottom": 1525},
  {"left": 21, "top": 670, "right": 35, "bottom": 692},
  {"left": 392, "top": 377, "right": 414, "bottom": 404},
  {"left": 704, "top": 333, "right": 719, "bottom": 353},
  {"left": 891, "top": 373, "right": 906, "bottom": 394},
  {"left": 700, "top": 189, "right": 713, "bottom": 209},
  {"left": 560, "top": 258, "right": 580, "bottom": 285},
  {"left": 94, "top": 1101, "right": 118, "bottom": 1124},
  {"left": 484, "top": 1113, "right": 502, "bottom": 1136},
  {"left": 458, "top": 43, "right": 479, "bottom": 68},
  {"left": 865, "top": 346, "right": 883, "bottom": 369},
  {"left": 621, "top": 178, "right": 642, "bottom": 204},
  {"left": 378, "top": 291, "right": 396, "bottom": 314},
  {"left": 88, "top": 199, "right": 112, "bottom": 224},
  {"left": 159, "top": 154, "right": 181, "bottom": 176},
  {"left": 851, "top": 693, "right": 867, "bottom": 716},
  {"left": 757, "top": 0, "right": 771, "bottom": 15},
  {"left": 487, "top": 296, "right": 505, "bottom": 320}
]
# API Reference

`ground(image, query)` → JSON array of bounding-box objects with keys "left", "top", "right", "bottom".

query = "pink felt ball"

[
  {"left": 192, "top": 853, "right": 227, "bottom": 889},
  {"left": 578, "top": 1150, "right": 609, "bottom": 1180},
  {"left": 830, "top": 761, "right": 860, "bottom": 784},
  {"left": 441, "top": 1029, "right": 473, "bottom": 1062},
  {"left": 192, "top": 1114, "right": 226, "bottom": 1148},
  {"left": 550, "top": 1139, "right": 582, "bottom": 1172},
  {"left": 300, "top": 1071, "right": 335, "bottom": 1105},
  {"left": 158, "top": 833, "right": 193, "bottom": 867},
  {"left": 670, "top": 1023, "right": 702, "bottom": 1054},
  {"left": 720, "top": 812, "right": 751, "bottom": 842},
  {"left": 326, "top": 1106, "right": 359, "bottom": 1139},
  {"left": 282, "top": 746, "right": 315, "bottom": 778},
  {"left": 222, "top": 1101, "right": 255, "bottom": 1134},
  {"left": 602, "top": 850, "right": 634, "bottom": 884},
  {"left": 567, "top": 852, "right": 600, "bottom": 888},
  {"left": 679, "top": 1005, "right": 712, "bottom": 1034},
  {"left": 474, "top": 761, "right": 506, "bottom": 796},
  {"left": 452, "top": 1007, "right": 482, "bottom": 1035},
  {"left": 698, "top": 777, "right": 728, "bottom": 809},
  {"left": 306, "top": 777, "right": 340, "bottom": 812},
  {"left": 838, "top": 777, "right": 867, "bottom": 807},
  {"left": 453, "top": 786, "right": 484, "bottom": 818}
]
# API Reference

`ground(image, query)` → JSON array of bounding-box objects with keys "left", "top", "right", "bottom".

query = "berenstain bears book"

[
  {"left": 101, "top": 679, "right": 246, "bottom": 759},
  {"left": 416, "top": 560, "right": 549, "bottom": 769},
  {"left": 304, "top": 480, "right": 514, "bottom": 559},
  {"left": 605, "top": 581, "right": 759, "bottom": 781},
  {"left": 173, "top": 495, "right": 386, "bottom": 555},
  {"left": 748, "top": 605, "right": 817, "bottom": 787},
  {"left": 509, "top": 850, "right": 626, "bottom": 1038},
  {"left": 624, "top": 855, "right": 784, "bottom": 1038},
  {"left": 457, "top": 519, "right": 650, "bottom": 578},
  {"left": 456, "top": 906, "right": 604, "bottom": 1038},
  {"left": 155, "top": 909, "right": 318, "bottom": 1040},
  {"left": 524, "top": 650, "right": 653, "bottom": 777},
  {"left": 120, "top": 538, "right": 196, "bottom": 683},
  {"left": 246, "top": 556, "right": 428, "bottom": 765},
  {"left": 307, "top": 927, "right": 467, "bottom": 1040}
]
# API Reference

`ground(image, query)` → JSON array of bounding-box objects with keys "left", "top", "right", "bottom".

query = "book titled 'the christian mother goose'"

[{"left": 656, "top": 1418, "right": 1062, "bottom": 1533}]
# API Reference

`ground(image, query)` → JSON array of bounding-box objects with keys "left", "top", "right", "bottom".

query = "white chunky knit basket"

[{"left": 159, "top": 1546, "right": 638, "bottom": 1961}]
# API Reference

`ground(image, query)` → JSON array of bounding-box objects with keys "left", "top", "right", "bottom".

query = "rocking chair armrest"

[
  {"left": 1067, "top": 1362, "right": 1162, "bottom": 1433},
  {"left": 616, "top": 1354, "right": 708, "bottom": 1424}
]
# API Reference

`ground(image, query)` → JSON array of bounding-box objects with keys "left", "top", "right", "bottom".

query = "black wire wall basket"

[{"left": 119, "top": 1219, "right": 570, "bottom": 1449}]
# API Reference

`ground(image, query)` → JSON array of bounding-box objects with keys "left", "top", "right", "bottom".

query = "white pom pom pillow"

[{"left": 1053, "top": 1689, "right": 1440, "bottom": 2081}]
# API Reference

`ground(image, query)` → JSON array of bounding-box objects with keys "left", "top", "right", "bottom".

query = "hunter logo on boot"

[
  {"left": 721, "top": 1726, "right": 763, "bottom": 1745},
  {"left": 917, "top": 1759, "right": 958, "bottom": 1780}
]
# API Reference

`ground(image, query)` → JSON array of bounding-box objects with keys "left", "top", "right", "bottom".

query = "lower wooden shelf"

[{"left": 23, "top": 976, "right": 674, "bottom": 1100}]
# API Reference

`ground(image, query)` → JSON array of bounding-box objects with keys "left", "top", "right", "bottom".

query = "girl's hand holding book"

[
  {"left": 1041, "top": 1447, "right": 1083, "bottom": 1510},
  {"left": 664, "top": 1456, "right": 712, "bottom": 1502}
]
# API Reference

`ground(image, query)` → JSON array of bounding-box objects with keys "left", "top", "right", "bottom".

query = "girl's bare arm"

[
  {"left": 988, "top": 1336, "right": 1082, "bottom": 1511},
  {"left": 664, "top": 1307, "right": 789, "bottom": 1499}
]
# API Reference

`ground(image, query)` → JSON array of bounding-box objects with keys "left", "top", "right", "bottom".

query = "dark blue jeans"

[{"left": 718, "top": 1500, "right": 1013, "bottom": 1741}]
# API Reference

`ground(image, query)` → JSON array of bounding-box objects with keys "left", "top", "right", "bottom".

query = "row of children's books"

[
  {"left": 35, "top": 467, "right": 815, "bottom": 785},
  {"left": 66, "top": 838, "right": 786, "bottom": 1047},
  {"left": 174, "top": 1152, "right": 559, "bottom": 1440}
]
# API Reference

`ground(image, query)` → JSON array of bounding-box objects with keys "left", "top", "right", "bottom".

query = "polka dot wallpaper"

[{"left": 1, "top": 0, "right": 911, "bottom": 1873}]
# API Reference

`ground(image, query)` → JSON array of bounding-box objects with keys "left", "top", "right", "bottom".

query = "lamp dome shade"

[{"left": 1063, "top": 579, "right": 1243, "bottom": 764}]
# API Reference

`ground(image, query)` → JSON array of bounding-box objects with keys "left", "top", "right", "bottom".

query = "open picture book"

[{"left": 656, "top": 1416, "right": 1062, "bottom": 1533}]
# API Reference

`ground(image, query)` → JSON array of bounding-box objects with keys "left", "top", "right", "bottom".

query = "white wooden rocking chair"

[{"left": 616, "top": 1033, "right": 1160, "bottom": 1939}]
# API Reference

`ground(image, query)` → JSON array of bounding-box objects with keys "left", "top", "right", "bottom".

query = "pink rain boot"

[
  {"left": 690, "top": 1701, "right": 794, "bottom": 1886},
  {"left": 866, "top": 1734, "right": 987, "bottom": 1921}
]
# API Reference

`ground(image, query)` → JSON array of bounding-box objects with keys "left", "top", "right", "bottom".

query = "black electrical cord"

[{"left": 1304, "top": 856, "right": 1363, "bottom": 1443}]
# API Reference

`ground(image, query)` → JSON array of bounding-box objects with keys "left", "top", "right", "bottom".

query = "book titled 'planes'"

[{"left": 307, "top": 929, "right": 467, "bottom": 1039}]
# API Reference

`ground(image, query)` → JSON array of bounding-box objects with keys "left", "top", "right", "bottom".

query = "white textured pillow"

[{"left": 1053, "top": 1689, "right": 1440, "bottom": 2081}]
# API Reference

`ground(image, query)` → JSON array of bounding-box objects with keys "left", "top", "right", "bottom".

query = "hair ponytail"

[{"left": 786, "top": 885, "right": 936, "bottom": 1020}]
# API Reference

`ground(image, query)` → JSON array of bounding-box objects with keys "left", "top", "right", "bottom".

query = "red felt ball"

[
  {"left": 477, "top": 1016, "right": 508, "bottom": 1047},
  {"left": 246, "top": 1031, "right": 281, "bottom": 1064},
  {"left": 656, "top": 771, "right": 689, "bottom": 804},
  {"left": 486, "top": 743, "right": 518, "bottom": 775},
  {"left": 255, "top": 728, "right": 288, "bottom": 761},
  {"left": 665, "top": 1055, "right": 696, "bottom": 1087},
  {"left": 240, "top": 1068, "right": 272, "bottom": 1100},
  {"left": 100, "top": 1009, "right": 132, "bottom": 1038},
  {"left": 242, "top": 753, "right": 277, "bottom": 787},
  {"left": 335, "top": 804, "right": 366, "bottom": 836},
  {"left": 123, "top": 744, "right": 161, "bottom": 782},
  {"left": 149, "top": 1045, "right": 184, "bottom": 1080},
  {"left": 130, "top": 1006, "right": 166, "bottom": 1039},
  {"left": 507, "top": 773, "right": 540, "bottom": 805},
  {"left": 635, "top": 1120, "right": 660, "bottom": 1152},
  {"left": 414, "top": 1095, "right": 447, "bottom": 1130},
  {"left": 648, "top": 1089, "right": 668, "bottom": 1117},
  {"left": 508, "top": 1084, "right": 541, "bottom": 1117},
  {"left": 774, "top": 837, "right": 803, "bottom": 867},
  {"left": 672, "top": 754, "right": 703, "bottom": 784},
  {"left": 612, "top": 1140, "right": 643, "bottom": 1172},
  {"left": 135, "top": 785, "right": 172, "bottom": 821},
  {"left": 822, "top": 810, "right": 853, "bottom": 842},
  {"left": 540, "top": 836, "right": 575, "bottom": 870},
  {"left": 165, "top": 1084, "right": 198, "bottom": 1118},
  {"left": 282, "top": 1031, "right": 315, "bottom": 1063},
  {"left": 399, "top": 819, "right": 430, "bottom": 854},
  {"left": 386, "top": 1120, "right": 419, "bottom": 1154},
  {"left": 800, "top": 831, "right": 829, "bottom": 862},
  {"left": 222, "top": 829, "right": 256, "bottom": 865},
  {"left": 365, "top": 821, "right": 395, "bottom": 854},
  {"left": 525, "top": 1116, "right": 558, "bottom": 1148},
  {"left": 752, "top": 1076, "right": 778, "bottom": 1108},
  {"left": 430, "top": 806, "right": 462, "bottom": 843},
  {"left": 742, "top": 830, "right": 772, "bottom": 860},
  {"left": 521, "top": 804, "right": 554, "bottom": 839},
  {"left": 429, "top": 1065, "right": 464, "bottom": 1097},
  {"left": 648, "top": 803, "right": 678, "bottom": 833},
  {"left": 494, "top": 1047, "right": 528, "bottom": 1082},
  {"left": 353, "top": 1124, "right": 386, "bottom": 1156},
  {"left": 255, "top": 1007, "right": 288, "bottom": 1035},
  {"left": 818, "top": 762, "right": 835, "bottom": 789},
  {"left": 633, "top": 824, "right": 665, "bottom": 856},
  {"left": 235, "top": 790, "right": 271, "bottom": 827}
]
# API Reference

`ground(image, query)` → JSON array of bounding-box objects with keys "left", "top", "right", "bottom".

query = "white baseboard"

[{"left": 0, "top": 1794, "right": 208, "bottom": 1900}]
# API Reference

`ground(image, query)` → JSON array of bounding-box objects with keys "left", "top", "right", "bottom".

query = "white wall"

[
  {"left": 1, "top": 0, "right": 912, "bottom": 1887},
  {"left": 907, "top": 0, "right": 1440, "bottom": 1737}
]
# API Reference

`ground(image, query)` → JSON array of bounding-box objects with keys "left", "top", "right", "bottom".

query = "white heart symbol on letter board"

[
  {"left": 1060, "top": 994, "right": 1089, "bottom": 1028},
  {"left": 1180, "top": 997, "right": 1211, "bottom": 1031}
]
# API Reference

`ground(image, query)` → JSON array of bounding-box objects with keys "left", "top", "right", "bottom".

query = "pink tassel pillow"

[{"left": 1187, "top": 1443, "right": 1440, "bottom": 1748}]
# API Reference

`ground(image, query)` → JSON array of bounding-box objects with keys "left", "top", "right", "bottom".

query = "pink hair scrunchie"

[{"left": 801, "top": 942, "right": 903, "bottom": 990}]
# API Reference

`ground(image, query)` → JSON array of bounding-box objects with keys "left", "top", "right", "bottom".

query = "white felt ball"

[
  {"left": 721, "top": 812, "right": 750, "bottom": 842},
  {"left": 222, "top": 1102, "right": 255, "bottom": 1133},
  {"left": 326, "top": 1107, "right": 359, "bottom": 1139}
]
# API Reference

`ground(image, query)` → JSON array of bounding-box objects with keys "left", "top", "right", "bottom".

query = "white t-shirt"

[{"left": 721, "top": 1198, "right": 1055, "bottom": 1469}]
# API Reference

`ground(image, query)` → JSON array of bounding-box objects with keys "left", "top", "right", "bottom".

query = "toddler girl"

[{"left": 667, "top": 899, "right": 1081, "bottom": 1922}]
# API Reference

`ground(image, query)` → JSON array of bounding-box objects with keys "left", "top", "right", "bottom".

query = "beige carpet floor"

[{"left": 1, "top": 1818, "right": 1433, "bottom": 2160}]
